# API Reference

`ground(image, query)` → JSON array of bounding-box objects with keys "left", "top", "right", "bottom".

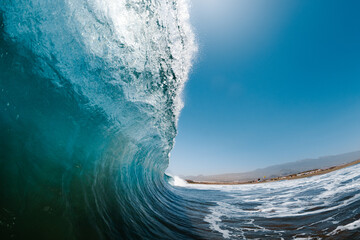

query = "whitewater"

[
  {"left": 0, "top": 0, "right": 359, "bottom": 239},
  {"left": 173, "top": 163, "right": 360, "bottom": 239}
]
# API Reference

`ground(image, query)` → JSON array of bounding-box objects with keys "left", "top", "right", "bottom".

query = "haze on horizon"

[{"left": 167, "top": 0, "right": 360, "bottom": 176}]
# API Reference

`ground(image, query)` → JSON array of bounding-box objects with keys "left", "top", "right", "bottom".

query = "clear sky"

[{"left": 167, "top": 0, "right": 360, "bottom": 176}]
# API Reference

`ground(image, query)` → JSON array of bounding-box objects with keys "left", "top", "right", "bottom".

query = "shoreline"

[{"left": 186, "top": 159, "right": 360, "bottom": 185}]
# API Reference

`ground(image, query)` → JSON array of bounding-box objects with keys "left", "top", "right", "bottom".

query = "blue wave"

[{"left": 0, "top": 0, "right": 198, "bottom": 239}]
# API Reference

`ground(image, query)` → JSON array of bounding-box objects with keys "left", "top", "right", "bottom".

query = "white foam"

[
  {"left": 204, "top": 202, "right": 231, "bottom": 238},
  {"left": 169, "top": 175, "right": 189, "bottom": 187},
  {"left": 329, "top": 218, "right": 360, "bottom": 235},
  {"left": 198, "top": 163, "right": 360, "bottom": 238}
]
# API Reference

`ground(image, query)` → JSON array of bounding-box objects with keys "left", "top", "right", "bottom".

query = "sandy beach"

[{"left": 186, "top": 159, "right": 360, "bottom": 185}]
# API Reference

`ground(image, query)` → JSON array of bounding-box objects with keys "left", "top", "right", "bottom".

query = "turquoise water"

[{"left": 0, "top": 1, "right": 360, "bottom": 239}]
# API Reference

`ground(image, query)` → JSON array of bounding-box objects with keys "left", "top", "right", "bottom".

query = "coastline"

[{"left": 186, "top": 159, "right": 360, "bottom": 185}]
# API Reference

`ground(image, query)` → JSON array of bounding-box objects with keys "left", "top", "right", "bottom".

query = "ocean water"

[
  {"left": 0, "top": 0, "right": 359, "bottom": 239},
  {"left": 171, "top": 163, "right": 360, "bottom": 239}
]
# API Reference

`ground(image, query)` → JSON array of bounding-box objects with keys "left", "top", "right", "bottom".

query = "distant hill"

[{"left": 185, "top": 151, "right": 360, "bottom": 182}]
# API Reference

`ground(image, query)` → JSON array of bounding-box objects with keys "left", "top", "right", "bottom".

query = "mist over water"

[{"left": 0, "top": 0, "right": 359, "bottom": 239}]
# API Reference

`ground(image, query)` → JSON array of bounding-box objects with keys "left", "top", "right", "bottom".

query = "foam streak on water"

[{"left": 182, "top": 163, "right": 360, "bottom": 239}]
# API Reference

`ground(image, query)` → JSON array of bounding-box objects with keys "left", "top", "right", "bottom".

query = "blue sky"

[{"left": 168, "top": 0, "right": 360, "bottom": 176}]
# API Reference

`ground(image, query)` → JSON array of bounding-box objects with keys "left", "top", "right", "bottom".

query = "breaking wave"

[{"left": 0, "top": 0, "right": 198, "bottom": 239}]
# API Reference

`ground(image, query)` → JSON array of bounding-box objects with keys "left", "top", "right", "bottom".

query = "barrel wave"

[
  {"left": 2, "top": 1, "right": 360, "bottom": 240},
  {"left": 0, "top": 0, "right": 198, "bottom": 239}
]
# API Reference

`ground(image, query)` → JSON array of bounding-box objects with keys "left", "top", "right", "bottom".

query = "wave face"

[{"left": 0, "top": 0, "right": 199, "bottom": 239}]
